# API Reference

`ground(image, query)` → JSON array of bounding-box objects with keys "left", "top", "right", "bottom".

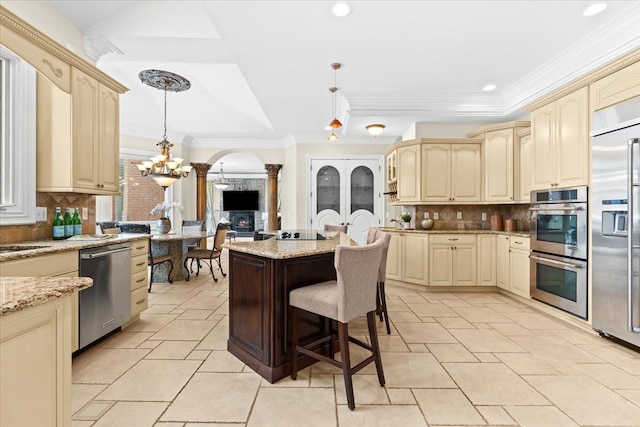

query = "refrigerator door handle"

[{"left": 628, "top": 138, "right": 640, "bottom": 333}]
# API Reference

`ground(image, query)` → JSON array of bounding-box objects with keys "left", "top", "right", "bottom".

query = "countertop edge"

[
  {"left": 378, "top": 228, "right": 531, "bottom": 238},
  {"left": 1, "top": 276, "right": 93, "bottom": 316}
]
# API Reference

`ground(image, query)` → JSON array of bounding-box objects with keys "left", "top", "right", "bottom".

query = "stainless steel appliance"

[
  {"left": 591, "top": 95, "right": 640, "bottom": 348},
  {"left": 78, "top": 243, "right": 131, "bottom": 349},
  {"left": 530, "top": 186, "right": 588, "bottom": 319}
]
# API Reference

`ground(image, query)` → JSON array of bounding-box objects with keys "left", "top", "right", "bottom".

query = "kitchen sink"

[{"left": 0, "top": 245, "right": 51, "bottom": 254}]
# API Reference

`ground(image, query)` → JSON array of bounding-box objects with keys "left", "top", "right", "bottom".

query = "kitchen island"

[{"left": 224, "top": 232, "right": 358, "bottom": 382}]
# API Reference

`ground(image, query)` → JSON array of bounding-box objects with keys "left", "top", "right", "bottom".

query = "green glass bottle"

[
  {"left": 53, "top": 207, "right": 65, "bottom": 240},
  {"left": 72, "top": 208, "right": 82, "bottom": 235},
  {"left": 63, "top": 208, "right": 73, "bottom": 238}
]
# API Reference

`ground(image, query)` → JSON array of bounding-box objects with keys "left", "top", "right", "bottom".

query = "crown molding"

[{"left": 466, "top": 121, "right": 531, "bottom": 138}]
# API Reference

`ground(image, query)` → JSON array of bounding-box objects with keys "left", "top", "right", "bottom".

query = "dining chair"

[
  {"left": 182, "top": 224, "right": 227, "bottom": 282},
  {"left": 324, "top": 224, "right": 348, "bottom": 233},
  {"left": 182, "top": 220, "right": 205, "bottom": 272},
  {"left": 367, "top": 228, "right": 392, "bottom": 334},
  {"left": 96, "top": 221, "right": 118, "bottom": 232},
  {"left": 289, "top": 239, "right": 386, "bottom": 410}
]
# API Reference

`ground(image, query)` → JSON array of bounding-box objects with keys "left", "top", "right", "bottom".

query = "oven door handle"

[
  {"left": 529, "top": 207, "right": 586, "bottom": 212},
  {"left": 529, "top": 255, "right": 584, "bottom": 269}
]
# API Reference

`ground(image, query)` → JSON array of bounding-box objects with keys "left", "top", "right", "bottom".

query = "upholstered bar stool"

[
  {"left": 367, "top": 228, "right": 392, "bottom": 334},
  {"left": 289, "top": 239, "right": 386, "bottom": 410},
  {"left": 324, "top": 224, "right": 348, "bottom": 233}
]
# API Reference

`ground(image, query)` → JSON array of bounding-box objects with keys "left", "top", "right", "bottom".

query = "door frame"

[{"left": 306, "top": 154, "right": 385, "bottom": 235}]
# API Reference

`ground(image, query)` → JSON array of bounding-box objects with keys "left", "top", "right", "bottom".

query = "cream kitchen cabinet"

[
  {"left": 386, "top": 150, "right": 397, "bottom": 183},
  {"left": 421, "top": 143, "right": 481, "bottom": 202},
  {"left": 590, "top": 61, "right": 640, "bottom": 113},
  {"left": 476, "top": 234, "right": 496, "bottom": 286},
  {"left": 397, "top": 144, "right": 421, "bottom": 203},
  {"left": 496, "top": 234, "right": 510, "bottom": 290},
  {"left": 428, "top": 234, "right": 476, "bottom": 286},
  {"left": 531, "top": 87, "right": 589, "bottom": 190},
  {"left": 509, "top": 236, "right": 530, "bottom": 298},
  {"left": 517, "top": 128, "right": 532, "bottom": 202},
  {"left": 129, "top": 239, "right": 150, "bottom": 321},
  {"left": 385, "top": 231, "right": 428, "bottom": 286}
]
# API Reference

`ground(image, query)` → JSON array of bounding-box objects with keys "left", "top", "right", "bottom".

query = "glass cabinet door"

[
  {"left": 316, "top": 166, "right": 341, "bottom": 214},
  {"left": 350, "top": 166, "right": 373, "bottom": 214}
]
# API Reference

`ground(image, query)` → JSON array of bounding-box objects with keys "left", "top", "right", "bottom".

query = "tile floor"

[{"left": 72, "top": 248, "right": 640, "bottom": 427}]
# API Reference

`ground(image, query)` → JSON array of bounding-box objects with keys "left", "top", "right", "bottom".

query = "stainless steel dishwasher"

[{"left": 78, "top": 242, "right": 132, "bottom": 349}]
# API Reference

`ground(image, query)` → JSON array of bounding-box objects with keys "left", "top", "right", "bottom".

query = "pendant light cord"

[{"left": 163, "top": 88, "right": 168, "bottom": 140}]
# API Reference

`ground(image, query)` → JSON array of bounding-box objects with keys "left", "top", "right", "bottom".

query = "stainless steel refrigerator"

[{"left": 591, "top": 95, "right": 640, "bottom": 348}]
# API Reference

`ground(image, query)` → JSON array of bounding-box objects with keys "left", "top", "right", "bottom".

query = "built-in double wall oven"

[{"left": 530, "top": 186, "right": 588, "bottom": 319}]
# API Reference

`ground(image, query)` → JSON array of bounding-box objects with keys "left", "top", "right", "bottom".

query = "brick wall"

[{"left": 122, "top": 159, "right": 164, "bottom": 221}]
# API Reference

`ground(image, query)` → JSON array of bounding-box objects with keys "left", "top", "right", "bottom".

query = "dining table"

[{"left": 150, "top": 230, "right": 214, "bottom": 282}]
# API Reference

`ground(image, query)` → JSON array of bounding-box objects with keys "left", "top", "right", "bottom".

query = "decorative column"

[
  {"left": 265, "top": 164, "right": 282, "bottom": 231},
  {"left": 191, "top": 163, "right": 212, "bottom": 247}
]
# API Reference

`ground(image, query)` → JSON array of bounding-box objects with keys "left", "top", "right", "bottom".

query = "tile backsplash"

[
  {"left": 405, "top": 204, "right": 530, "bottom": 231},
  {"left": 0, "top": 192, "right": 96, "bottom": 243}
]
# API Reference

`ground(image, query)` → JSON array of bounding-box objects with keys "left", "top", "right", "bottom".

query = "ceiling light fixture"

[
  {"left": 214, "top": 162, "right": 230, "bottom": 190},
  {"left": 366, "top": 124, "right": 385, "bottom": 137},
  {"left": 327, "top": 132, "right": 339, "bottom": 142},
  {"left": 482, "top": 83, "right": 497, "bottom": 92},
  {"left": 329, "top": 63, "right": 342, "bottom": 130},
  {"left": 583, "top": 3, "right": 607, "bottom": 16},
  {"left": 137, "top": 69, "right": 193, "bottom": 190},
  {"left": 332, "top": 2, "right": 351, "bottom": 17}
]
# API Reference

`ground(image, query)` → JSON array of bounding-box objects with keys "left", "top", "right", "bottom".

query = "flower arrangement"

[{"left": 150, "top": 201, "right": 184, "bottom": 219}]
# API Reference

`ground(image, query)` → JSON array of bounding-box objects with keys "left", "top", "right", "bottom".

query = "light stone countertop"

[
  {"left": 378, "top": 227, "right": 531, "bottom": 238},
  {"left": 224, "top": 232, "right": 358, "bottom": 259},
  {"left": 1, "top": 276, "right": 93, "bottom": 316},
  {"left": 0, "top": 234, "right": 151, "bottom": 262}
]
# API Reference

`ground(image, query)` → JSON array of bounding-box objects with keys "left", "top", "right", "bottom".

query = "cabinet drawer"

[
  {"left": 131, "top": 239, "right": 149, "bottom": 257},
  {"left": 131, "top": 269, "right": 148, "bottom": 291},
  {"left": 510, "top": 236, "right": 530, "bottom": 250},
  {"left": 131, "top": 254, "right": 148, "bottom": 274},
  {"left": 131, "top": 286, "right": 148, "bottom": 317},
  {"left": 430, "top": 234, "right": 476, "bottom": 245},
  {"left": 0, "top": 251, "right": 78, "bottom": 277}
]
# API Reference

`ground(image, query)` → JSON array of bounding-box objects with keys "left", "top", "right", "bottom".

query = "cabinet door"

[
  {"left": 452, "top": 244, "right": 476, "bottom": 286},
  {"left": 531, "top": 103, "right": 556, "bottom": 190},
  {"left": 496, "top": 235, "right": 510, "bottom": 290},
  {"left": 477, "top": 235, "right": 496, "bottom": 286},
  {"left": 397, "top": 145, "right": 421, "bottom": 202},
  {"left": 72, "top": 68, "right": 100, "bottom": 191},
  {"left": 509, "top": 249, "right": 531, "bottom": 298},
  {"left": 589, "top": 61, "right": 640, "bottom": 112},
  {"left": 402, "top": 233, "right": 427, "bottom": 285},
  {"left": 429, "top": 243, "right": 452, "bottom": 286},
  {"left": 98, "top": 84, "right": 120, "bottom": 193},
  {"left": 484, "top": 130, "right": 513, "bottom": 202},
  {"left": 421, "top": 144, "right": 451, "bottom": 201},
  {"left": 451, "top": 144, "right": 481, "bottom": 202},
  {"left": 386, "top": 233, "right": 402, "bottom": 281},
  {"left": 555, "top": 87, "right": 588, "bottom": 188},
  {"left": 386, "top": 151, "right": 397, "bottom": 183},
  {"left": 519, "top": 133, "right": 532, "bottom": 202}
]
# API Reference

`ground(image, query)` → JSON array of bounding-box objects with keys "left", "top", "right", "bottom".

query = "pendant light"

[
  {"left": 214, "top": 162, "right": 229, "bottom": 190},
  {"left": 327, "top": 63, "right": 342, "bottom": 141},
  {"left": 137, "top": 69, "right": 193, "bottom": 190}
]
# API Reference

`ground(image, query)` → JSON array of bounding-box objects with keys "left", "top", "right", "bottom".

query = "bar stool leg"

[
  {"left": 338, "top": 321, "right": 355, "bottom": 410},
  {"left": 290, "top": 306, "right": 299, "bottom": 380},
  {"left": 379, "top": 281, "right": 391, "bottom": 335},
  {"left": 367, "top": 311, "right": 385, "bottom": 387}
]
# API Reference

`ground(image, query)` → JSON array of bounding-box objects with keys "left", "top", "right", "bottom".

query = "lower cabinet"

[
  {"left": 477, "top": 234, "right": 496, "bottom": 286},
  {"left": 429, "top": 234, "right": 476, "bottom": 286},
  {"left": 129, "top": 239, "right": 150, "bottom": 319},
  {"left": 386, "top": 232, "right": 428, "bottom": 285},
  {"left": 496, "top": 234, "right": 531, "bottom": 298}
]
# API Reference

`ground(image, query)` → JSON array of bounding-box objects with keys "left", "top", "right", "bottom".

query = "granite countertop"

[
  {"left": 378, "top": 227, "right": 532, "bottom": 238},
  {"left": 0, "top": 234, "right": 151, "bottom": 262},
  {"left": 1, "top": 276, "right": 93, "bottom": 316},
  {"left": 224, "top": 232, "right": 358, "bottom": 259}
]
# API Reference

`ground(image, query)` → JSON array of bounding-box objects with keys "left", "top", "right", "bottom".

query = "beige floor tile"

[
  {"left": 388, "top": 311, "right": 422, "bottom": 322},
  {"left": 457, "top": 293, "right": 504, "bottom": 304},
  {"left": 419, "top": 292, "right": 463, "bottom": 300},
  {"left": 184, "top": 424, "right": 242, "bottom": 427},
  {"left": 309, "top": 372, "right": 334, "bottom": 388},
  {"left": 494, "top": 353, "right": 560, "bottom": 375},
  {"left": 125, "top": 313, "right": 179, "bottom": 332},
  {"left": 138, "top": 340, "right": 162, "bottom": 349},
  {"left": 427, "top": 344, "right": 479, "bottom": 363},
  {"left": 150, "top": 319, "right": 217, "bottom": 341},
  {"left": 476, "top": 406, "right": 517, "bottom": 425},
  {"left": 161, "top": 373, "right": 261, "bottom": 423},
  {"left": 195, "top": 290, "right": 225, "bottom": 298},
  {"left": 148, "top": 293, "right": 195, "bottom": 305},
  {"left": 383, "top": 352, "right": 456, "bottom": 388},
  {"left": 387, "top": 299, "right": 411, "bottom": 312},
  {"left": 413, "top": 389, "right": 484, "bottom": 425},
  {"left": 399, "top": 294, "right": 429, "bottom": 303},
  {"left": 474, "top": 353, "right": 500, "bottom": 362},
  {"left": 578, "top": 343, "right": 640, "bottom": 375},
  {"left": 93, "top": 402, "right": 168, "bottom": 427},
  {"left": 482, "top": 302, "right": 530, "bottom": 313},
  {"left": 142, "top": 304, "right": 180, "bottom": 314},
  {"left": 507, "top": 406, "right": 579, "bottom": 427},
  {"left": 501, "top": 312, "right": 566, "bottom": 330},
  {"left": 199, "top": 349, "right": 246, "bottom": 372},
  {"left": 571, "top": 362, "right": 640, "bottom": 389},
  {"left": 394, "top": 322, "right": 457, "bottom": 344},
  {"left": 525, "top": 375, "right": 640, "bottom": 425},
  {"left": 155, "top": 423, "right": 184, "bottom": 427},
  {"left": 451, "top": 307, "right": 512, "bottom": 323},
  {"left": 97, "top": 331, "right": 154, "bottom": 349},
  {"left": 548, "top": 328, "right": 603, "bottom": 345},
  {"left": 377, "top": 335, "right": 410, "bottom": 352},
  {"left": 334, "top": 374, "right": 389, "bottom": 405},
  {"left": 407, "top": 302, "right": 459, "bottom": 317},
  {"left": 187, "top": 349, "right": 211, "bottom": 360},
  {"left": 72, "top": 384, "right": 107, "bottom": 414},
  {"left": 73, "top": 421, "right": 95, "bottom": 427},
  {"left": 407, "top": 343, "right": 430, "bottom": 352},
  {"left": 443, "top": 363, "right": 548, "bottom": 405},
  {"left": 440, "top": 299, "right": 474, "bottom": 308},
  {"left": 196, "top": 326, "right": 229, "bottom": 350},
  {"left": 74, "top": 401, "right": 115, "bottom": 420},
  {"left": 436, "top": 317, "right": 476, "bottom": 329},
  {"left": 488, "top": 322, "right": 537, "bottom": 336},
  {"left": 177, "top": 296, "right": 227, "bottom": 311},
  {"left": 248, "top": 387, "right": 336, "bottom": 427},
  {"left": 72, "top": 348, "right": 149, "bottom": 384},
  {"left": 178, "top": 309, "right": 215, "bottom": 320},
  {"left": 146, "top": 341, "right": 199, "bottom": 360},
  {"left": 617, "top": 389, "right": 640, "bottom": 406},
  {"left": 97, "top": 360, "right": 201, "bottom": 401},
  {"left": 170, "top": 308, "right": 187, "bottom": 315},
  {"left": 449, "top": 329, "right": 525, "bottom": 353},
  {"left": 510, "top": 335, "right": 605, "bottom": 364},
  {"left": 337, "top": 404, "right": 427, "bottom": 426},
  {"left": 388, "top": 388, "right": 415, "bottom": 404}
]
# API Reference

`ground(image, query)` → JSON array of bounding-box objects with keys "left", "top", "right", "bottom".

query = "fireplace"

[{"left": 229, "top": 211, "right": 255, "bottom": 234}]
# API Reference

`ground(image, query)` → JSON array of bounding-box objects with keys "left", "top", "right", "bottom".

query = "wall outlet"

[
  {"left": 82, "top": 207, "right": 88, "bottom": 220},
  {"left": 424, "top": 212, "right": 429, "bottom": 219},
  {"left": 457, "top": 211, "right": 463, "bottom": 220},
  {"left": 433, "top": 212, "right": 439, "bottom": 220},
  {"left": 482, "top": 212, "right": 487, "bottom": 221},
  {"left": 36, "top": 207, "right": 47, "bottom": 222}
]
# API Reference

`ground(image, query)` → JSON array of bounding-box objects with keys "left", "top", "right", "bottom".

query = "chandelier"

[
  {"left": 137, "top": 69, "right": 193, "bottom": 190},
  {"left": 327, "top": 62, "right": 342, "bottom": 142},
  {"left": 213, "top": 162, "right": 229, "bottom": 190}
]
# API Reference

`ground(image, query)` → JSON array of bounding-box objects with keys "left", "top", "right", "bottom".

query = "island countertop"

[
  {"left": 223, "top": 232, "right": 358, "bottom": 259},
  {"left": 1, "top": 276, "right": 93, "bottom": 316}
]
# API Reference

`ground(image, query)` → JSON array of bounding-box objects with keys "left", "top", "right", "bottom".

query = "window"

[{"left": 0, "top": 45, "right": 36, "bottom": 225}]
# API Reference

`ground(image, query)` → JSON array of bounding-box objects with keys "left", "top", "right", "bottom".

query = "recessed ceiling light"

[
  {"left": 482, "top": 84, "right": 497, "bottom": 92},
  {"left": 332, "top": 2, "right": 351, "bottom": 17},
  {"left": 583, "top": 3, "right": 607, "bottom": 16}
]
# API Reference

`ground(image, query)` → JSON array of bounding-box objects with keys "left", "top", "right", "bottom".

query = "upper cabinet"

[
  {"left": 397, "top": 144, "right": 422, "bottom": 203},
  {"left": 530, "top": 87, "right": 589, "bottom": 190},
  {"left": 590, "top": 61, "right": 640, "bottom": 113},
  {"left": 517, "top": 127, "right": 532, "bottom": 202}
]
